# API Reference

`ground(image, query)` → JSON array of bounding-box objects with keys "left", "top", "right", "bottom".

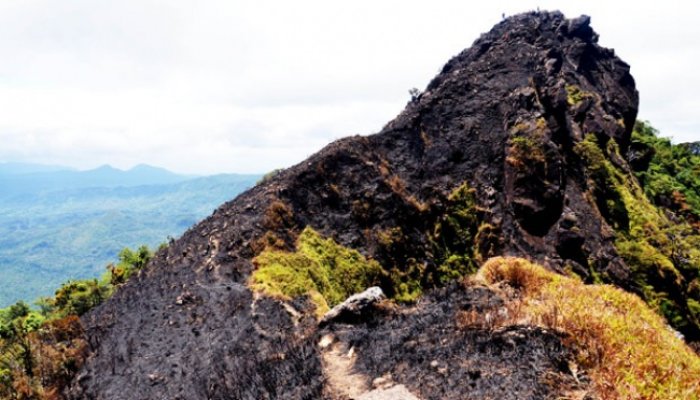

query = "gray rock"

[
  {"left": 321, "top": 287, "right": 385, "bottom": 326},
  {"left": 566, "top": 15, "right": 597, "bottom": 42}
]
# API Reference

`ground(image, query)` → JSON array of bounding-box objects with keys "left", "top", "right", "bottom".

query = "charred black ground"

[
  {"left": 322, "top": 283, "right": 589, "bottom": 400},
  {"left": 69, "top": 11, "right": 646, "bottom": 399}
]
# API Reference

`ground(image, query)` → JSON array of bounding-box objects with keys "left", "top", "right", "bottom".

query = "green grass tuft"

[{"left": 478, "top": 257, "right": 700, "bottom": 400}]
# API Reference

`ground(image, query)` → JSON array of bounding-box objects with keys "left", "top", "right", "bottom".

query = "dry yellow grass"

[{"left": 476, "top": 257, "right": 700, "bottom": 400}]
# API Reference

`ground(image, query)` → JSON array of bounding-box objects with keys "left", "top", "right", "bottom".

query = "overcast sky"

[{"left": 0, "top": 1, "right": 697, "bottom": 174}]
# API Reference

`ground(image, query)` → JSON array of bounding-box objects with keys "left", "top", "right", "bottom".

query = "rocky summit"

[{"left": 64, "top": 11, "right": 700, "bottom": 400}]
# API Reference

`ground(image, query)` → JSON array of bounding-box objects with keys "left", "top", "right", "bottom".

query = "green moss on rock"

[
  {"left": 375, "top": 182, "right": 483, "bottom": 303},
  {"left": 388, "top": 260, "right": 425, "bottom": 303},
  {"left": 576, "top": 132, "right": 700, "bottom": 336},
  {"left": 574, "top": 134, "right": 630, "bottom": 231},
  {"left": 429, "top": 182, "right": 480, "bottom": 283},
  {"left": 565, "top": 84, "right": 595, "bottom": 106},
  {"left": 689, "top": 299, "right": 700, "bottom": 321},
  {"left": 250, "top": 227, "right": 383, "bottom": 316}
]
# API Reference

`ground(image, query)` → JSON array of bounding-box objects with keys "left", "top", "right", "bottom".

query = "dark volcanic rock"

[{"left": 69, "top": 11, "right": 637, "bottom": 399}]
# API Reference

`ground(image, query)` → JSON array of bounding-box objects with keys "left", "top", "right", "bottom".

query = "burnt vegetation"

[
  {"left": 0, "top": 246, "right": 153, "bottom": 399},
  {"left": 4, "top": 10, "right": 700, "bottom": 400}
]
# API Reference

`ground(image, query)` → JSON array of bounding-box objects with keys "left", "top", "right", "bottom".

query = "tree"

[{"left": 109, "top": 245, "right": 153, "bottom": 285}]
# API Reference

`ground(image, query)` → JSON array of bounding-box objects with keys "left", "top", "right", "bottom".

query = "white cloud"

[{"left": 0, "top": 0, "right": 698, "bottom": 174}]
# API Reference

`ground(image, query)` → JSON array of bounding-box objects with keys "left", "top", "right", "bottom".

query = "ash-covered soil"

[{"left": 321, "top": 283, "right": 591, "bottom": 400}]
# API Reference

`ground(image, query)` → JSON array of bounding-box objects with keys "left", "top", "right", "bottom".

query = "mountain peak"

[
  {"left": 90, "top": 164, "right": 119, "bottom": 172},
  {"left": 128, "top": 163, "right": 164, "bottom": 172},
  {"left": 65, "top": 11, "right": 699, "bottom": 400},
  {"left": 406, "top": 10, "right": 636, "bottom": 152},
  {"left": 492, "top": 11, "right": 596, "bottom": 43}
]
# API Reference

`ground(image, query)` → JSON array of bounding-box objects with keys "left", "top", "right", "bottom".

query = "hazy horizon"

[
  {"left": 1, "top": 1, "right": 699, "bottom": 174},
  {"left": 0, "top": 160, "right": 265, "bottom": 175}
]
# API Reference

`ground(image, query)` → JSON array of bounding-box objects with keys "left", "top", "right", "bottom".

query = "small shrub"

[
  {"left": 53, "top": 279, "right": 110, "bottom": 317},
  {"left": 107, "top": 245, "right": 153, "bottom": 285},
  {"left": 473, "top": 223, "right": 500, "bottom": 263},
  {"left": 506, "top": 118, "right": 549, "bottom": 168},
  {"left": 507, "top": 136, "right": 545, "bottom": 166},
  {"left": 263, "top": 200, "right": 295, "bottom": 230},
  {"left": 256, "top": 168, "right": 283, "bottom": 185}
]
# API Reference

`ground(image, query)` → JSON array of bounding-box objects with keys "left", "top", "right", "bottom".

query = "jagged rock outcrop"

[{"left": 69, "top": 11, "right": 642, "bottom": 399}]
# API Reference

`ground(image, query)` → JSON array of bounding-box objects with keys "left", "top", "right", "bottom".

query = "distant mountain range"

[
  {"left": 0, "top": 163, "right": 194, "bottom": 198},
  {"left": 0, "top": 163, "right": 260, "bottom": 306},
  {"left": 0, "top": 162, "right": 73, "bottom": 175}
]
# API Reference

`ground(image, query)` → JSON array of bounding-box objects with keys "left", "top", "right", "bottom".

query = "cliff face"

[{"left": 70, "top": 11, "right": 645, "bottom": 399}]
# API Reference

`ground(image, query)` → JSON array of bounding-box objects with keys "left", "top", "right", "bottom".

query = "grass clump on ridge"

[
  {"left": 476, "top": 257, "right": 700, "bottom": 400},
  {"left": 250, "top": 227, "right": 383, "bottom": 317}
]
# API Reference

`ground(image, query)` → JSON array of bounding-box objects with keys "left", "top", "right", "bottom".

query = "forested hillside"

[{"left": 0, "top": 166, "right": 259, "bottom": 306}]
